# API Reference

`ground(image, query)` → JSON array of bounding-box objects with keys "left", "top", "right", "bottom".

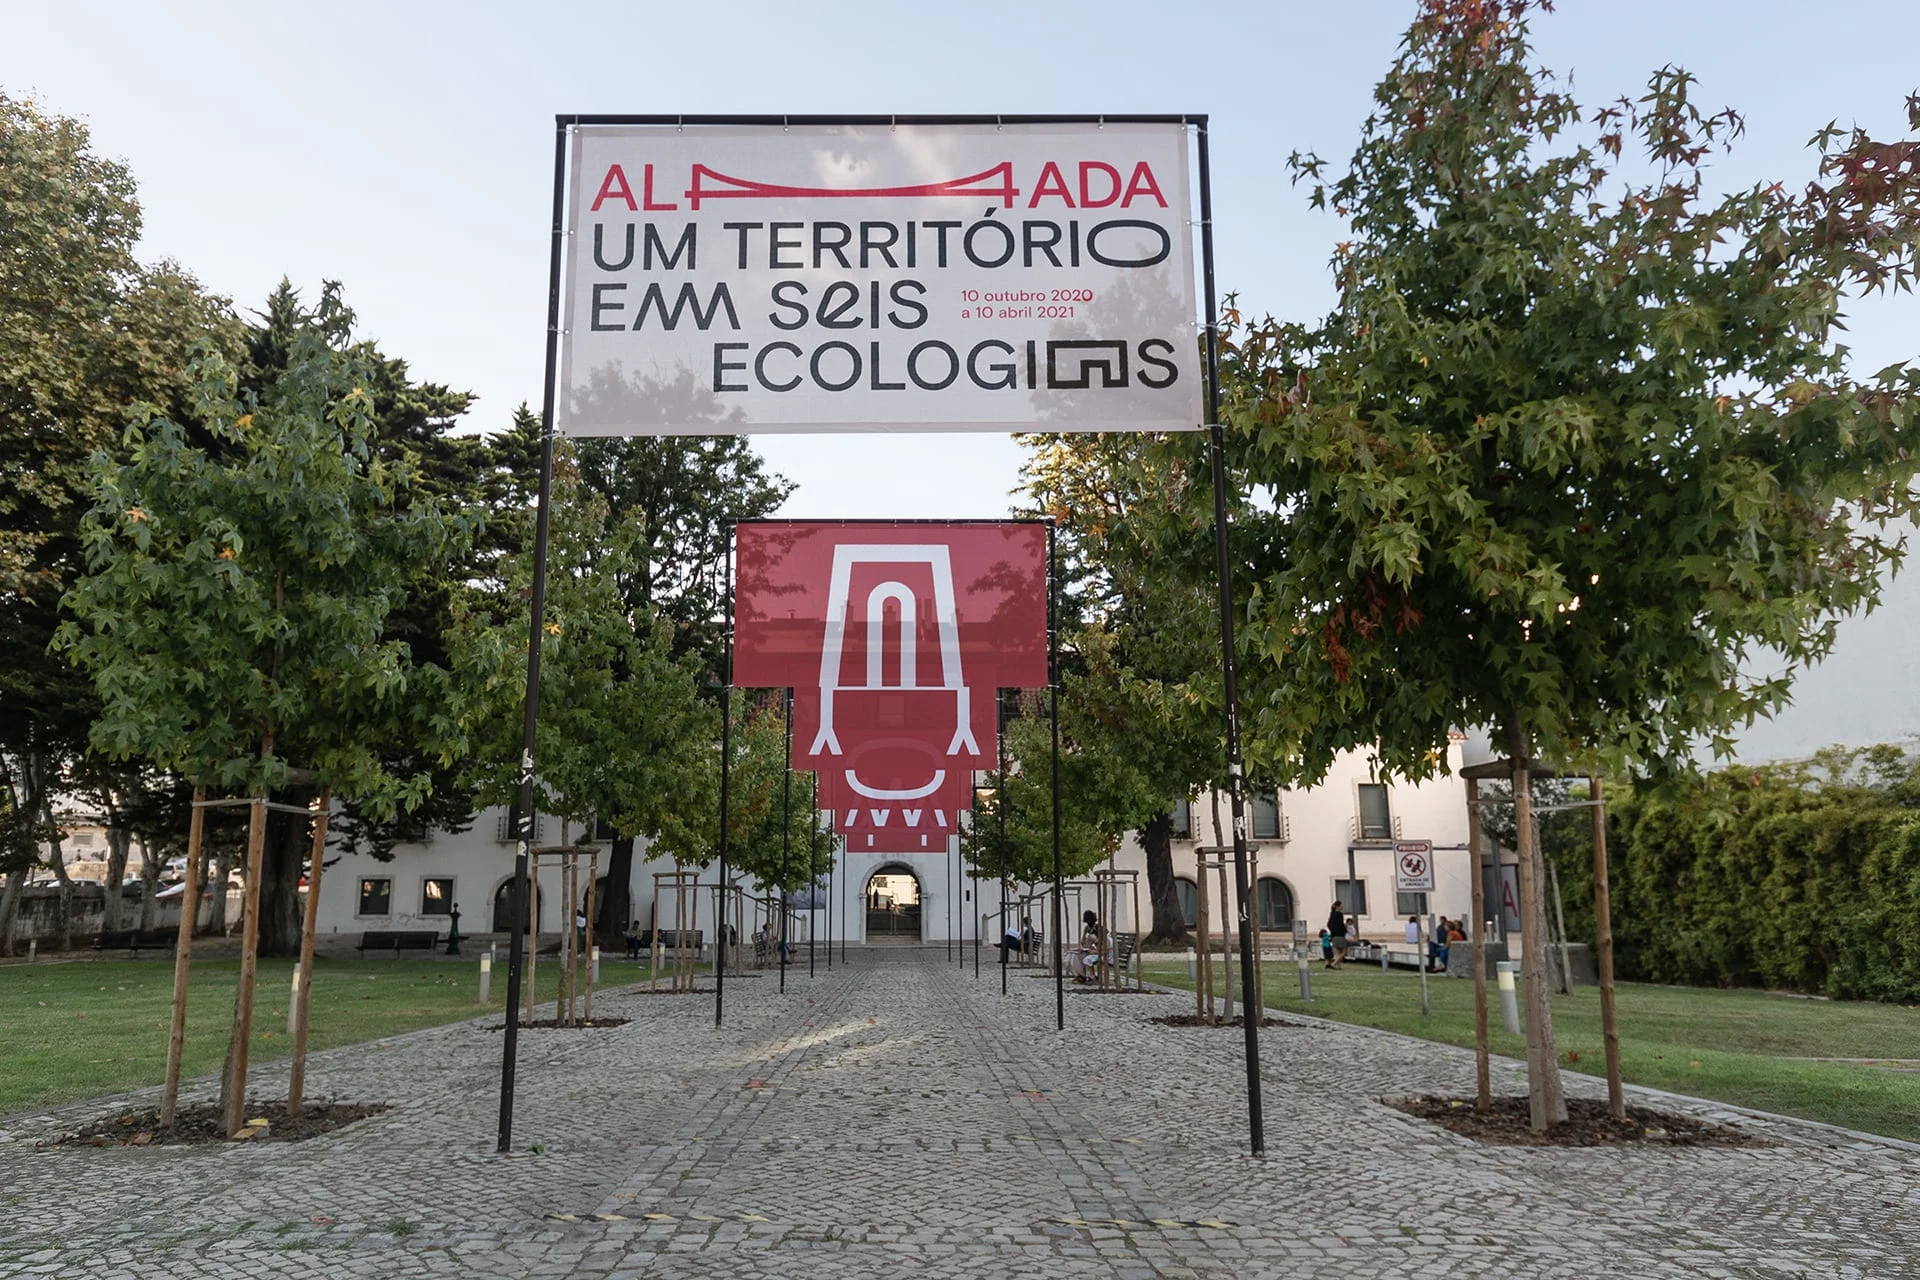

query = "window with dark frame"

[
  {"left": 421, "top": 877, "right": 454, "bottom": 916},
  {"left": 1256, "top": 876, "right": 1293, "bottom": 930},
  {"left": 1250, "top": 789, "right": 1281, "bottom": 840},
  {"left": 1396, "top": 890, "right": 1429, "bottom": 918},
  {"left": 1173, "top": 876, "right": 1197, "bottom": 928},
  {"left": 1333, "top": 877, "right": 1369, "bottom": 917},
  {"left": 1169, "top": 797, "right": 1192, "bottom": 840},
  {"left": 1357, "top": 783, "right": 1392, "bottom": 840},
  {"left": 357, "top": 877, "right": 391, "bottom": 916}
]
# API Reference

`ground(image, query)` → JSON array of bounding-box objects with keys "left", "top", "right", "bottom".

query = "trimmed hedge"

[{"left": 1549, "top": 750, "right": 1920, "bottom": 1002}]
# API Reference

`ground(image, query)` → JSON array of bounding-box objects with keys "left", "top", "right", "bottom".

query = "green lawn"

[
  {"left": 0, "top": 955, "right": 516, "bottom": 1115},
  {"left": 1143, "top": 958, "right": 1920, "bottom": 1143}
]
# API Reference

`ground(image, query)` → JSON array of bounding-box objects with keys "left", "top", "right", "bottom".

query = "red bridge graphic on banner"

[
  {"left": 686, "top": 162, "right": 1019, "bottom": 210},
  {"left": 733, "top": 522, "right": 1047, "bottom": 854}
]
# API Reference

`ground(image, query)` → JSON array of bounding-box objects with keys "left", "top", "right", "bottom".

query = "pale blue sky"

[{"left": 7, "top": 1, "right": 1916, "bottom": 518}]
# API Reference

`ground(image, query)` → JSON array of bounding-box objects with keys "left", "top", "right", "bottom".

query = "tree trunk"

[
  {"left": 103, "top": 824, "right": 131, "bottom": 933},
  {"left": 137, "top": 838, "right": 159, "bottom": 931},
  {"left": 40, "top": 800, "right": 75, "bottom": 953},
  {"left": 206, "top": 841, "right": 231, "bottom": 935},
  {"left": 596, "top": 834, "right": 635, "bottom": 944},
  {"left": 1506, "top": 714, "right": 1567, "bottom": 1131},
  {"left": 0, "top": 867, "right": 24, "bottom": 957},
  {"left": 256, "top": 799, "right": 309, "bottom": 959},
  {"left": 1141, "top": 811, "right": 1188, "bottom": 944}
]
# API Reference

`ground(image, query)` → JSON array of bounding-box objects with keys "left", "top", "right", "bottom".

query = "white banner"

[{"left": 557, "top": 123, "right": 1202, "bottom": 436}]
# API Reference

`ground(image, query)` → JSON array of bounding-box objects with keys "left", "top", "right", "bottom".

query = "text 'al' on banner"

[{"left": 557, "top": 122, "right": 1202, "bottom": 436}]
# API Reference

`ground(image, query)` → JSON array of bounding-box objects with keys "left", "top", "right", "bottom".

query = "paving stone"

[{"left": 0, "top": 950, "right": 1914, "bottom": 1277}]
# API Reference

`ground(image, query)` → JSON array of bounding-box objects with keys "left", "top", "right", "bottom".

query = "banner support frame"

[
  {"left": 496, "top": 117, "right": 570, "bottom": 1157},
  {"left": 1196, "top": 119, "right": 1265, "bottom": 1158}
]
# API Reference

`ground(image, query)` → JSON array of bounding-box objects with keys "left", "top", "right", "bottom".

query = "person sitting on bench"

[{"left": 996, "top": 915, "right": 1033, "bottom": 963}]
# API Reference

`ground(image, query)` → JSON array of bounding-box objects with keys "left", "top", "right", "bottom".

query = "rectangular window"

[
  {"left": 1358, "top": 783, "right": 1392, "bottom": 840},
  {"left": 1169, "top": 797, "right": 1192, "bottom": 840},
  {"left": 1333, "top": 878, "right": 1368, "bottom": 917},
  {"left": 1396, "top": 890, "right": 1429, "bottom": 918},
  {"left": 1250, "top": 790, "right": 1281, "bottom": 840},
  {"left": 357, "top": 877, "right": 392, "bottom": 916},
  {"left": 421, "top": 877, "right": 454, "bottom": 916}
]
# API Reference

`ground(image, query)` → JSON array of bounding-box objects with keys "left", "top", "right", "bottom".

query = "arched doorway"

[
  {"left": 864, "top": 864, "right": 922, "bottom": 942},
  {"left": 492, "top": 878, "right": 542, "bottom": 933},
  {"left": 1257, "top": 876, "right": 1295, "bottom": 933}
]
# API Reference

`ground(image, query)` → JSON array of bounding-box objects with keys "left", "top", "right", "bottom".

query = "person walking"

[{"left": 1325, "top": 900, "right": 1349, "bottom": 969}]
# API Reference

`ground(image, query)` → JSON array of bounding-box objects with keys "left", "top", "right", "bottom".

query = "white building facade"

[{"left": 309, "top": 739, "right": 1477, "bottom": 957}]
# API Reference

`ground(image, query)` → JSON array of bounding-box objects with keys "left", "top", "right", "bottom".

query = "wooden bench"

[
  {"left": 630, "top": 929, "right": 704, "bottom": 958},
  {"left": 356, "top": 929, "right": 440, "bottom": 955},
  {"left": 92, "top": 928, "right": 176, "bottom": 955}
]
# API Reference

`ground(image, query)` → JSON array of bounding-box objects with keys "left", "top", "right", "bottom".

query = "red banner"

[{"left": 734, "top": 522, "right": 1048, "bottom": 852}]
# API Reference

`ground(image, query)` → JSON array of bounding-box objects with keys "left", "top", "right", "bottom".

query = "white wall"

[{"left": 1100, "top": 741, "right": 1474, "bottom": 944}]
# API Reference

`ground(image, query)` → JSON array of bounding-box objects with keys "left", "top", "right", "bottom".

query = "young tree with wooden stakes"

[
  {"left": 58, "top": 294, "right": 469, "bottom": 1134},
  {"left": 1207, "top": 0, "right": 1920, "bottom": 1130}
]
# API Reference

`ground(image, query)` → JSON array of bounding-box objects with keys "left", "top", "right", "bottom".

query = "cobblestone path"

[{"left": 2, "top": 950, "right": 1914, "bottom": 1278}]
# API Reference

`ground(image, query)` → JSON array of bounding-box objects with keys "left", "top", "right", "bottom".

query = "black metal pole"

[
  {"left": 971, "top": 835, "right": 979, "bottom": 980},
  {"left": 998, "top": 691, "right": 1009, "bottom": 997},
  {"left": 825, "top": 804, "right": 834, "bottom": 972},
  {"left": 780, "top": 687, "right": 792, "bottom": 994},
  {"left": 714, "top": 526, "right": 733, "bottom": 1028},
  {"left": 1048, "top": 522, "right": 1065, "bottom": 1032},
  {"left": 497, "top": 118, "right": 568, "bottom": 1156},
  {"left": 1198, "top": 120, "right": 1265, "bottom": 1157},
  {"left": 810, "top": 780, "right": 818, "bottom": 978}
]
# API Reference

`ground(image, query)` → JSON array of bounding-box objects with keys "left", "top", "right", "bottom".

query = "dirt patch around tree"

[
  {"left": 48, "top": 1101, "right": 388, "bottom": 1148},
  {"left": 1387, "top": 1094, "right": 1767, "bottom": 1148},
  {"left": 1148, "top": 1013, "right": 1310, "bottom": 1029}
]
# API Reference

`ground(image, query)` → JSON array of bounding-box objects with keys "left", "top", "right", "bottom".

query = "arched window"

[
  {"left": 492, "top": 878, "right": 541, "bottom": 933},
  {"left": 1257, "top": 877, "right": 1295, "bottom": 932},
  {"left": 1173, "top": 876, "right": 1198, "bottom": 928}
]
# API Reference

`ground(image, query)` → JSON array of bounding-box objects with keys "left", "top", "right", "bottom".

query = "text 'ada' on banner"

[
  {"left": 557, "top": 123, "right": 1202, "bottom": 436},
  {"left": 732, "top": 522, "right": 1047, "bottom": 853}
]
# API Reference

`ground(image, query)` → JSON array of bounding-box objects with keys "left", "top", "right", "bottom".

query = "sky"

[{"left": 6, "top": 0, "right": 1918, "bottom": 521}]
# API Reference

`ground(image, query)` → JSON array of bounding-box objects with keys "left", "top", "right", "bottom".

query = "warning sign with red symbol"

[
  {"left": 733, "top": 521, "right": 1048, "bottom": 853},
  {"left": 1393, "top": 840, "right": 1435, "bottom": 893}
]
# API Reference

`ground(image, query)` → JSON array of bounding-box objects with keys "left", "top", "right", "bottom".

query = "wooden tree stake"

[
  {"left": 219, "top": 789, "right": 269, "bottom": 1138},
  {"left": 1590, "top": 775, "right": 1625, "bottom": 1120},
  {"left": 1465, "top": 777, "right": 1491, "bottom": 1112},
  {"left": 159, "top": 786, "right": 206, "bottom": 1129},
  {"left": 287, "top": 786, "right": 331, "bottom": 1116}
]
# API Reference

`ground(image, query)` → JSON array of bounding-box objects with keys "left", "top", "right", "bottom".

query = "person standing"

[{"left": 1325, "top": 900, "right": 1349, "bottom": 969}]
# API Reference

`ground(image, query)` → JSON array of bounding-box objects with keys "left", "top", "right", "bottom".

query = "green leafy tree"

[
  {"left": 700, "top": 700, "right": 834, "bottom": 898},
  {"left": 568, "top": 428, "right": 790, "bottom": 932},
  {"left": 958, "top": 695, "right": 1139, "bottom": 896},
  {"left": 1018, "top": 433, "right": 1229, "bottom": 941},
  {"left": 57, "top": 293, "right": 471, "bottom": 944},
  {"left": 0, "top": 92, "right": 241, "bottom": 949},
  {"left": 246, "top": 281, "right": 495, "bottom": 869},
  {"left": 1212, "top": 1, "right": 1920, "bottom": 1128},
  {"left": 454, "top": 445, "right": 715, "bottom": 937}
]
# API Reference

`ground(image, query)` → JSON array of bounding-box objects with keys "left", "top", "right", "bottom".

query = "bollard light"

[
  {"left": 1296, "top": 952, "right": 1312, "bottom": 1001},
  {"left": 287, "top": 963, "right": 301, "bottom": 1034},
  {"left": 590, "top": 945, "right": 600, "bottom": 984},
  {"left": 479, "top": 952, "right": 492, "bottom": 1006},
  {"left": 1496, "top": 959, "right": 1521, "bottom": 1034},
  {"left": 1185, "top": 947, "right": 1196, "bottom": 981}
]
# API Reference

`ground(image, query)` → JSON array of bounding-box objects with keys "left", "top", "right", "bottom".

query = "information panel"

[{"left": 559, "top": 123, "right": 1201, "bottom": 435}]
